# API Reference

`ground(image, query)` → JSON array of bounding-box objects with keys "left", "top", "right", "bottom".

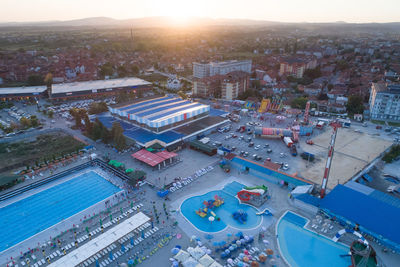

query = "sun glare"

[{"left": 159, "top": 0, "right": 204, "bottom": 25}]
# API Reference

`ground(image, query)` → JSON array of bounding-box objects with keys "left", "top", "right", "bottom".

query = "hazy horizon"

[{"left": 2, "top": 0, "right": 400, "bottom": 24}]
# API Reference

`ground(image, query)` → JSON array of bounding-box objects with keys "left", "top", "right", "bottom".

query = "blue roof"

[
  {"left": 231, "top": 157, "right": 312, "bottom": 187},
  {"left": 96, "top": 116, "right": 184, "bottom": 145},
  {"left": 294, "top": 194, "right": 320, "bottom": 207},
  {"left": 209, "top": 108, "right": 228, "bottom": 117},
  {"left": 119, "top": 96, "right": 172, "bottom": 111},
  {"left": 148, "top": 103, "right": 203, "bottom": 121},
  {"left": 320, "top": 184, "right": 400, "bottom": 246},
  {"left": 124, "top": 128, "right": 184, "bottom": 144},
  {"left": 136, "top": 100, "right": 191, "bottom": 117},
  {"left": 126, "top": 99, "right": 182, "bottom": 114}
]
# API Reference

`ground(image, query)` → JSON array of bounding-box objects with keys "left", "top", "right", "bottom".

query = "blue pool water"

[
  {"left": 277, "top": 212, "right": 351, "bottom": 267},
  {"left": 181, "top": 183, "right": 261, "bottom": 232},
  {"left": 0, "top": 171, "right": 121, "bottom": 252}
]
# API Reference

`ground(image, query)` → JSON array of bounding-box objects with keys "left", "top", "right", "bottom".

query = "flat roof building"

[
  {"left": 109, "top": 95, "right": 210, "bottom": 133},
  {"left": 0, "top": 85, "right": 47, "bottom": 100},
  {"left": 369, "top": 82, "right": 400, "bottom": 123},
  {"left": 50, "top": 77, "right": 152, "bottom": 100},
  {"left": 193, "top": 60, "right": 252, "bottom": 79}
]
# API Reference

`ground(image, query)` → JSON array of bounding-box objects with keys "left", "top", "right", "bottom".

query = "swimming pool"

[
  {"left": 277, "top": 212, "right": 351, "bottom": 267},
  {"left": 0, "top": 171, "right": 121, "bottom": 252},
  {"left": 180, "top": 183, "right": 261, "bottom": 232}
]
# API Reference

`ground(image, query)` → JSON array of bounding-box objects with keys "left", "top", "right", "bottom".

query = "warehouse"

[
  {"left": 49, "top": 77, "right": 152, "bottom": 100},
  {"left": 109, "top": 95, "right": 210, "bottom": 133},
  {"left": 0, "top": 86, "right": 47, "bottom": 101}
]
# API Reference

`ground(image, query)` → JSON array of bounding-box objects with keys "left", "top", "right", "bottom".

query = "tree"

[
  {"left": 20, "top": 117, "right": 31, "bottom": 128},
  {"left": 346, "top": 95, "right": 364, "bottom": 114},
  {"left": 27, "top": 75, "right": 44, "bottom": 86},
  {"left": 44, "top": 73, "right": 53, "bottom": 91},
  {"left": 88, "top": 102, "right": 108, "bottom": 114},
  {"left": 291, "top": 97, "right": 308, "bottom": 109},
  {"left": 130, "top": 65, "right": 140, "bottom": 75},
  {"left": 99, "top": 62, "right": 113, "bottom": 78},
  {"left": 47, "top": 110, "right": 54, "bottom": 118},
  {"left": 111, "top": 122, "right": 126, "bottom": 151},
  {"left": 30, "top": 115, "right": 39, "bottom": 127}
]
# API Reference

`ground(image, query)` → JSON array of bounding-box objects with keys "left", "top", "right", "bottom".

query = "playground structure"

[
  {"left": 258, "top": 98, "right": 283, "bottom": 113},
  {"left": 219, "top": 160, "right": 231, "bottom": 173},
  {"left": 195, "top": 195, "right": 224, "bottom": 219},
  {"left": 237, "top": 185, "right": 269, "bottom": 207},
  {"left": 256, "top": 208, "right": 273, "bottom": 216},
  {"left": 232, "top": 209, "right": 248, "bottom": 224}
]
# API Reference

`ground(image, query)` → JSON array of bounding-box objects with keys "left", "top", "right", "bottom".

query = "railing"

[{"left": 0, "top": 159, "right": 130, "bottom": 202}]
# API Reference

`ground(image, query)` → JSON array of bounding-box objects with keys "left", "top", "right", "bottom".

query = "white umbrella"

[{"left": 208, "top": 216, "right": 215, "bottom": 222}]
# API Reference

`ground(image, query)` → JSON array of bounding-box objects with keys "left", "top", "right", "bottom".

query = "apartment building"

[
  {"left": 279, "top": 57, "right": 318, "bottom": 78},
  {"left": 193, "top": 60, "right": 252, "bottom": 78},
  {"left": 369, "top": 83, "right": 400, "bottom": 122}
]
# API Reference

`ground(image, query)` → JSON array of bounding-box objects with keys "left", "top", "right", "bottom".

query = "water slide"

[
  {"left": 256, "top": 208, "right": 273, "bottom": 216},
  {"left": 258, "top": 99, "right": 270, "bottom": 113}
]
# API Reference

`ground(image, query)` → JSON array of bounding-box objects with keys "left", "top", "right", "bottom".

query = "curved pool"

[
  {"left": 277, "top": 212, "right": 351, "bottom": 267},
  {"left": 181, "top": 190, "right": 261, "bottom": 232}
]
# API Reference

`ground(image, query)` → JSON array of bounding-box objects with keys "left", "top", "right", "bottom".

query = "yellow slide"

[{"left": 258, "top": 99, "right": 270, "bottom": 113}]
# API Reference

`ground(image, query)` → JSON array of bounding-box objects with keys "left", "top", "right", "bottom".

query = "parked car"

[
  {"left": 254, "top": 145, "right": 260, "bottom": 150},
  {"left": 267, "top": 149, "right": 273, "bottom": 153},
  {"left": 248, "top": 142, "right": 254, "bottom": 147}
]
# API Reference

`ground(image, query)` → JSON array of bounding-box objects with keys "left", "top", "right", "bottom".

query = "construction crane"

[{"left": 320, "top": 121, "right": 342, "bottom": 198}]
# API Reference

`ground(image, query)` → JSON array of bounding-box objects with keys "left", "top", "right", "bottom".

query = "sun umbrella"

[
  {"left": 172, "top": 261, "right": 179, "bottom": 267},
  {"left": 229, "top": 246, "right": 235, "bottom": 251},
  {"left": 243, "top": 256, "right": 249, "bottom": 262},
  {"left": 258, "top": 254, "right": 267, "bottom": 262},
  {"left": 121, "top": 244, "right": 126, "bottom": 253},
  {"left": 269, "top": 258, "right": 276, "bottom": 266},
  {"left": 128, "top": 259, "right": 134, "bottom": 266},
  {"left": 251, "top": 261, "right": 259, "bottom": 267},
  {"left": 227, "top": 258, "right": 234, "bottom": 264},
  {"left": 213, "top": 242, "right": 219, "bottom": 247},
  {"left": 236, "top": 231, "right": 243, "bottom": 237},
  {"left": 130, "top": 237, "right": 134, "bottom": 246},
  {"left": 236, "top": 240, "right": 241, "bottom": 246},
  {"left": 171, "top": 247, "right": 180, "bottom": 255},
  {"left": 263, "top": 240, "right": 269, "bottom": 245},
  {"left": 109, "top": 251, "right": 113, "bottom": 260},
  {"left": 225, "top": 249, "right": 230, "bottom": 254},
  {"left": 208, "top": 216, "right": 215, "bottom": 222},
  {"left": 205, "top": 234, "right": 213, "bottom": 240},
  {"left": 191, "top": 235, "right": 197, "bottom": 241},
  {"left": 266, "top": 249, "right": 274, "bottom": 255},
  {"left": 95, "top": 260, "right": 99, "bottom": 267},
  {"left": 237, "top": 261, "right": 244, "bottom": 267}
]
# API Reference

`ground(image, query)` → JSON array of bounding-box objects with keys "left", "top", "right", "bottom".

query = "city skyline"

[{"left": 1, "top": 0, "right": 400, "bottom": 23}]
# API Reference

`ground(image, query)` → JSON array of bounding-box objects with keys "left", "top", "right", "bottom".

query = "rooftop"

[
  {"left": 0, "top": 85, "right": 47, "bottom": 95},
  {"left": 51, "top": 77, "right": 151, "bottom": 94}
]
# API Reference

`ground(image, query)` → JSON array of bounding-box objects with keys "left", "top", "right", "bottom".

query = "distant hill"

[{"left": 0, "top": 16, "right": 399, "bottom": 30}]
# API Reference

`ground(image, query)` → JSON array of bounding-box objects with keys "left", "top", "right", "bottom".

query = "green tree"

[
  {"left": 291, "top": 97, "right": 308, "bottom": 109},
  {"left": 111, "top": 122, "right": 126, "bottom": 151},
  {"left": 27, "top": 75, "right": 44, "bottom": 86},
  {"left": 99, "top": 62, "right": 113, "bottom": 78},
  {"left": 47, "top": 110, "right": 54, "bottom": 118},
  {"left": 130, "top": 65, "right": 140, "bottom": 75},
  {"left": 346, "top": 95, "right": 364, "bottom": 115},
  {"left": 30, "top": 115, "right": 39, "bottom": 127},
  {"left": 20, "top": 117, "right": 31, "bottom": 128}
]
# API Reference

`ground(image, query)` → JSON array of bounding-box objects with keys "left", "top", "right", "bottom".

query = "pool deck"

[
  {"left": 171, "top": 176, "right": 275, "bottom": 245},
  {"left": 0, "top": 167, "right": 125, "bottom": 264}
]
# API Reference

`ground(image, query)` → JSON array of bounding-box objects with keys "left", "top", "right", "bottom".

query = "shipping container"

[{"left": 283, "top": 137, "right": 294, "bottom": 147}]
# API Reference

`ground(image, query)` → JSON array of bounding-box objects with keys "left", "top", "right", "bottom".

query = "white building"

[
  {"left": 166, "top": 77, "right": 182, "bottom": 90},
  {"left": 369, "top": 83, "right": 400, "bottom": 122},
  {"left": 193, "top": 60, "right": 252, "bottom": 78}
]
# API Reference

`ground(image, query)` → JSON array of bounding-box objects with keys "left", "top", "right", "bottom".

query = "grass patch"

[
  {"left": 382, "top": 145, "right": 400, "bottom": 163},
  {"left": 0, "top": 132, "right": 85, "bottom": 173}
]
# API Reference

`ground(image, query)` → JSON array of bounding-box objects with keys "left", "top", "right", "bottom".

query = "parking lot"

[{"left": 206, "top": 113, "right": 301, "bottom": 174}]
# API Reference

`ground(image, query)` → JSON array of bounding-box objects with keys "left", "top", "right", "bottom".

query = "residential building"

[
  {"left": 192, "top": 71, "right": 249, "bottom": 100},
  {"left": 369, "top": 83, "right": 400, "bottom": 122},
  {"left": 279, "top": 57, "right": 318, "bottom": 78},
  {"left": 193, "top": 60, "right": 252, "bottom": 78},
  {"left": 221, "top": 71, "right": 250, "bottom": 100}
]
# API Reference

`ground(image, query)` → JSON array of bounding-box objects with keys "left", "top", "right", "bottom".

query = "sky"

[{"left": 1, "top": 0, "right": 400, "bottom": 23}]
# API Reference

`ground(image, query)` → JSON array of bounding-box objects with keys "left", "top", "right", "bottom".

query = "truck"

[
  {"left": 301, "top": 152, "right": 315, "bottom": 162},
  {"left": 290, "top": 144, "right": 297, "bottom": 156},
  {"left": 283, "top": 137, "right": 294, "bottom": 147}
]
